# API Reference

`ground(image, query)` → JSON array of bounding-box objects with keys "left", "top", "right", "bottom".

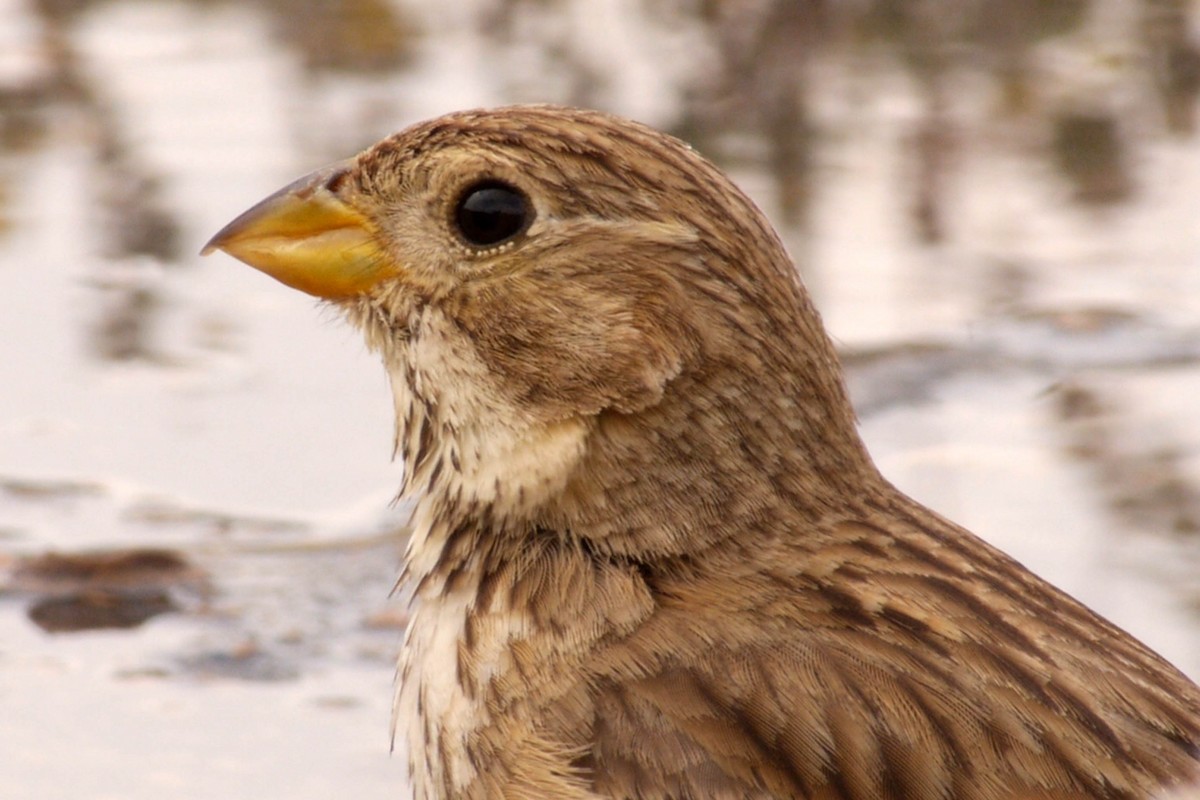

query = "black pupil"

[{"left": 455, "top": 182, "right": 529, "bottom": 246}]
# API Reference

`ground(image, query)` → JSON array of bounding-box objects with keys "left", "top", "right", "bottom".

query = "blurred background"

[{"left": 1, "top": 0, "right": 1199, "bottom": 797}]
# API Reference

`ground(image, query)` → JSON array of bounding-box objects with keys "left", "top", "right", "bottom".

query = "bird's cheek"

[{"left": 202, "top": 162, "right": 399, "bottom": 300}]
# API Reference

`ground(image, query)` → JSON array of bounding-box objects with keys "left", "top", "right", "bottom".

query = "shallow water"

[{"left": 2, "top": 1, "right": 1199, "bottom": 797}]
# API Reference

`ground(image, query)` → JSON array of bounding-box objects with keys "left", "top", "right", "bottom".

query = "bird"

[{"left": 203, "top": 105, "right": 1200, "bottom": 800}]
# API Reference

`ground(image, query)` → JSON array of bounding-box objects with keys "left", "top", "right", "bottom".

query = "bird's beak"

[{"left": 201, "top": 160, "right": 393, "bottom": 299}]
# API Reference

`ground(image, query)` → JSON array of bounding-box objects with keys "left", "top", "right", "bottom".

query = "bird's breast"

[{"left": 397, "top": 582, "right": 486, "bottom": 798}]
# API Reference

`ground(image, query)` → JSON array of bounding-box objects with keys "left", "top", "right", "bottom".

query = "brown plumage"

[{"left": 204, "top": 105, "right": 1200, "bottom": 800}]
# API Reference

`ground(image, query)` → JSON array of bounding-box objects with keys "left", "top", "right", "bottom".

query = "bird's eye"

[{"left": 453, "top": 181, "right": 532, "bottom": 247}]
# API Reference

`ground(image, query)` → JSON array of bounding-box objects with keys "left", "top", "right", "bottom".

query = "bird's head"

[{"left": 205, "top": 106, "right": 871, "bottom": 560}]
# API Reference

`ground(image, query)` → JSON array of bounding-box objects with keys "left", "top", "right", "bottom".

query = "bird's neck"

[
  {"left": 393, "top": 357, "right": 881, "bottom": 583},
  {"left": 546, "top": 360, "right": 881, "bottom": 562}
]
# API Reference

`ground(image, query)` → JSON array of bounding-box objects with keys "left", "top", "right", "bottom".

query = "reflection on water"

[{"left": 1, "top": 1, "right": 1199, "bottom": 798}]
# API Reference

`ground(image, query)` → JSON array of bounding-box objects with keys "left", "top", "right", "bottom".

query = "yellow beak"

[{"left": 201, "top": 161, "right": 394, "bottom": 299}]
